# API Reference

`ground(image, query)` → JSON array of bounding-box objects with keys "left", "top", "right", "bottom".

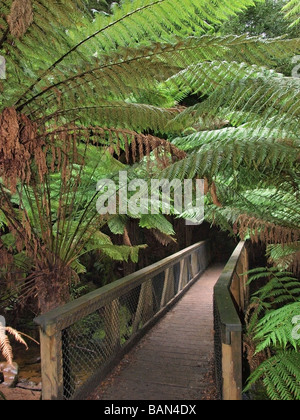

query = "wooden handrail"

[
  {"left": 214, "top": 242, "right": 244, "bottom": 344},
  {"left": 34, "top": 240, "right": 212, "bottom": 400},
  {"left": 213, "top": 241, "right": 249, "bottom": 401},
  {"left": 35, "top": 241, "right": 208, "bottom": 333}
]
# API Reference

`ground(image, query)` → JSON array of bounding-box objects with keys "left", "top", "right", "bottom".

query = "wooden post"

[
  {"left": 104, "top": 299, "right": 120, "bottom": 354},
  {"left": 178, "top": 258, "right": 188, "bottom": 291},
  {"left": 39, "top": 325, "right": 64, "bottom": 400},
  {"left": 132, "top": 280, "right": 154, "bottom": 333},
  {"left": 222, "top": 331, "right": 242, "bottom": 400},
  {"left": 191, "top": 251, "right": 199, "bottom": 278},
  {"left": 237, "top": 258, "right": 245, "bottom": 312},
  {"left": 160, "top": 268, "right": 175, "bottom": 308},
  {"left": 230, "top": 271, "right": 241, "bottom": 310}
]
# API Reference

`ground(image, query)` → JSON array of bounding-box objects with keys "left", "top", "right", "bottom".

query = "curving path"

[{"left": 88, "top": 264, "right": 224, "bottom": 401}]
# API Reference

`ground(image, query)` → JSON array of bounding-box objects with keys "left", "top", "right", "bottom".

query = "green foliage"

[
  {"left": 164, "top": 56, "right": 300, "bottom": 242},
  {"left": 139, "top": 214, "right": 175, "bottom": 236},
  {"left": 219, "top": 0, "right": 299, "bottom": 37},
  {"left": 0, "top": 0, "right": 299, "bottom": 313},
  {"left": 266, "top": 242, "right": 300, "bottom": 272},
  {"left": 283, "top": 0, "right": 300, "bottom": 28},
  {"left": 245, "top": 268, "right": 300, "bottom": 400},
  {"left": 246, "top": 351, "right": 300, "bottom": 400}
]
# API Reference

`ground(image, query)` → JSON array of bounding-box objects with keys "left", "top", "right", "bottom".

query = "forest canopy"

[
  {"left": 0, "top": 0, "right": 299, "bottom": 314},
  {"left": 0, "top": 0, "right": 299, "bottom": 401}
]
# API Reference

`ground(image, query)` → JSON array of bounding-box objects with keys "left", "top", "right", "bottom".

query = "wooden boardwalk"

[{"left": 89, "top": 264, "right": 224, "bottom": 401}]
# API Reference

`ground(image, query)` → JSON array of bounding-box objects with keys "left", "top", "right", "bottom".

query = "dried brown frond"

[
  {"left": 0, "top": 108, "right": 45, "bottom": 192},
  {"left": 0, "top": 240, "right": 14, "bottom": 267},
  {"left": 123, "top": 227, "right": 132, "bottom": 247},
  {"left": 203, "top": 178, "right": 222, "bottom": 207},
  {"left": 0, "top": 325, "right": 29, "bottom": 365},
  {"left": 0, "top": 332, "right": 13, "bottom": 365},
  {"left": 289, "top": 252, "right": 300, "bottom": 274},
  {"left": 234, "top": 214, "right": 300, "bottom": 246},
  {"left": 210, "top": 181, "right": 222, "bottom": 208},
  {"left": 267, "top": 248, "right": 300, "bottom": 275},
  {"left": 243, "top": 334, "right": 269, "bottom": 373},
  {"left": 5, "top": 327, "right": 28, "bottom": 350},
  {"left": 151, "top": 229, "right": 176, "bottom": 246},
  {"left": 7, "top": 0, "right": 34, "bottom": 38}
]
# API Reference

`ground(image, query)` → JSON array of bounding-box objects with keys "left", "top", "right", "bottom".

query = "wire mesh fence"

[
  {"left": 35, "top": 241, "right": 212, "bottom": 400},
  {"left": 213, "top": 299, "right": 223, "bottom": 400}
]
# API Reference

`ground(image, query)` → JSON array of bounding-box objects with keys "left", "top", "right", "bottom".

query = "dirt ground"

[
  {"left": 0, "top": 385, "right": 41, "bottom": 400},
  {"left": 0, "top": 343, "right": 42, "bottom": 401}
]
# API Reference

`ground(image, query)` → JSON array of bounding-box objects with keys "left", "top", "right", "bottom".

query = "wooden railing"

[
  {"left": 213, "top": 242, "right": 249, "bottom": 400},
  {"left": 35, "top": 240, "right": 212, "bottom": 400}
]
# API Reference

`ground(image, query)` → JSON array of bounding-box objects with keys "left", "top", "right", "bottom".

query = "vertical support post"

[
  {"left": 132, "top": 279, "right": 154, "bottom": 333},
  {"left": 178, "top": 258, "right": 188, "bottom": 291},
  {"left": 230, "top": 271, "right": 241, "bottom": 310},
  {"left": 222, "top": 331, "right": 242, "bottom": 401},
  {"left": 160, "top": 267, "right": 175, "bottom": 308},
  {"left": 191, "top": 251, "right": 199, "bottom": 278},
  {"left": 39, "top": 325, "right": 64, "bottom": 400},
  {"left": 104, "top": 299, "right": 120, "bottom": 354}
]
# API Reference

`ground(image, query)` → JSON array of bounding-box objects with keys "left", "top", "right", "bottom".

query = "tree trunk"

[{"left": 35, "top": 266, "right": 72, "bottom": 314}]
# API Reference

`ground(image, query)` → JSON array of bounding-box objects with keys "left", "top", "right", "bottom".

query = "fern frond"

[
  {"left": 254, "top": 302, "right": 300, "bottom": 352},
  {"left": 0, "top": 332, "right": 13, "bottom": 365},
  {"left": 172, "top": 69, "right": 300, "bottom": 136},
  {"left": 6, "top": 33, "right": 299, "bottom": 121},
  {"left": 107, "top": 215, "right": 128, "bottom": 235},
  {"left": 245, "top": 351, "right": 300, "bottom": 400},
  {"left": 165, "top": 136, "right": 299, "bottom": 185},
  {"left": 283, "top": 0, "right": 300, "bottom": 28},
  {"left": 99, "top": 244, "right": 147, "bottom": 263},
  {"left": 70, "top": 259, "right": 87, "bottom": 275},
  {"left": 1, "top": 0, "right": 267, "bottom": 112},
  {"left": 0, "top": 325, "right": 29, "bottom": 364},
  {"left": 235, "top": 214, "right": 300, "bottom": 245},
  {"left": 38, "top": 102, "right": 181, "bottom": 134},
  {"left": 5, "top": 327, "right": 28, "bottom": 350},
  {"left": 267, "top": 242, "right": 300, "bottom": 273}
]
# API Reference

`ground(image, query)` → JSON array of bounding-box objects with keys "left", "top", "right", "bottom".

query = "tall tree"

[{"left": 219, "top": 0, "right": 299, "bottom": 37}]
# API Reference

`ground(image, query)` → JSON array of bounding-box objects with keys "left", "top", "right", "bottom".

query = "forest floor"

[
  {"left": 0, "top": 343, "right": 41, "bottom": 400},
  {"left": 0, "top": 385, "right": 41, "bottom": 400}
]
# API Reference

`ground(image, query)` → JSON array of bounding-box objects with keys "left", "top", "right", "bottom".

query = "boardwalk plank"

[{"left": 88, "top": 264, "right": 223, "bottom": 401}]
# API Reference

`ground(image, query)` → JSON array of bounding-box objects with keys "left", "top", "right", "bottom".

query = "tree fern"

[
  {"left": 1, "top": 0, "right": 299, "bottom": 315},
  {"left": 244, "top": 267, "right": 300, "bottom": 400}
]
